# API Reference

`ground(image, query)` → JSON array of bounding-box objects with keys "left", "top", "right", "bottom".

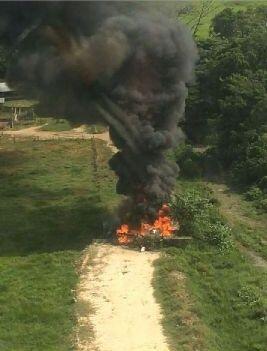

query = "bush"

[
  {"left": 174, "top": 144, "right": 203, "bottom": 178},
  {"left": 237, "top": 286, "right": 261, "bottom": 308},
  {"left": 245, "top": 186, "right": 263, "bottom": 201},
  {"left": 258, "top": 176, "right": 267, "bottom": 193},
  {"left": 231, "top": 137, "right": 267, "bottom": 189},
  {"left": 257, "top": 198, "right": 267, "bottom": 212},
  {"left": 203, "top": 222, "right": 233, "bottom": 251},
  {"left": 170, "top": 189, "right": 212, "bottom": 235},
  {"left": 171, "top": 188, "right": 233, "bottom": 251},
  {"left": 244, "top": 185, "right": 267, "bottom": 213}
]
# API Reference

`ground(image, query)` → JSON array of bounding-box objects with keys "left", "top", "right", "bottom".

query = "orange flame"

[{"left": 116, "top": 204, "right": 178, "bottom": 245}]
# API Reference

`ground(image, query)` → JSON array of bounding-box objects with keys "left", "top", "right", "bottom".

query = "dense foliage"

[
  {"left": 184, "top": 7, "right": 267, "bottom": 199},
  {"left": 171, "top": 185, "right": 233, "bottom": 251}
]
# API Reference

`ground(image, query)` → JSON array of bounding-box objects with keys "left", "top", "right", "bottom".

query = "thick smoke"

[{"left": 1, "top": 2, "right": 198, "bottom": 226}]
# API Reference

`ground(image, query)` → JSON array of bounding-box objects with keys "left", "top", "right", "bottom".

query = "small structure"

[
  {"left": 0, "top": 82, "right": 16, "bottom": 104},
  {"left": 3, "top": 99, "right": 38, "bottom": 128},
  {"left": 0, "top": 82, "right": 38, "bottom": 128}
]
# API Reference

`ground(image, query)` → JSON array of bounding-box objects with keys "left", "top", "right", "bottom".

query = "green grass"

[
  {"left": 206, "top": 182, "right": 267, "bottom": 259},
  {"left": 154, "top": 179, "right": 267, "bottom": 351},
  {"left": 178, "top": 0, "right": 267, "bottom": 38},
  {"left": 124, "top": 1, "right": 267, "bottom": 39},
  {"left": 85, "top": 124, "right": 107, "bottom": 134},
  {"left": 40, "top": 118, "right": 72, "bottom": 132},
  {"left": 0, "top": 137, "right": 119, "bottom": 350},
  {"left": 0, "top": 137, "right": 266, "bottom": 351},
  {"left": 12, "top": 119, "right": 44, "bottom": 130},
  {"left": 155, "top": 244, "right": 267, "bottom": 351}
]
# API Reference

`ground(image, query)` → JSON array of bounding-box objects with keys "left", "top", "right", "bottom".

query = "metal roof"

[{"left": 0, "top": 82, "right": 12, "bottom": 92}]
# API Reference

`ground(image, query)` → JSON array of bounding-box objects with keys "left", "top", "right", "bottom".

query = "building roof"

[
  {"left": 3, "top": 99, "right": 38, "bottom": 108},
  {"left": 0, "top": 82, "right": 13, "bottom": 93}
]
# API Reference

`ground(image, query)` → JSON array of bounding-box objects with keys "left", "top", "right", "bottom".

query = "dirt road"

[
  {"left": 76, "top": 244, "right": 169, "bottom": 351},
  {"left": 2, "top": 125, "right": 117, "bottom": 152}
]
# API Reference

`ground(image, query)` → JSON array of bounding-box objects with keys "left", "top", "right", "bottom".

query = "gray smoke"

[{"left": 1, "top": 2, "right": 198, "bottom": 225}]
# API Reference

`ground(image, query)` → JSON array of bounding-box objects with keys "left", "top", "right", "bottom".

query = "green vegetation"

[
  {"left": 40, "top": 118, "right": 73, "bottom": 132},
  {"left": 182, "top": 5, "right": 267, "bottom": 209},
  {"left": 85, "top": 124, "right": 107, "bottom": 134},
  {"left": 154, "top": 180, "right": 267, "bottom": 351},
  {"left": 176, "top": 0, "right": 266, "bottom": 38},
  {"left": 0, "top": 137, "right": 119, "bottom": 350},
  {"left": 206, "top": 182, "right": 267, "bottom": 260},
  {"left": 171, "top": 182, "right": 233, "bottom": 251},
  {"left": 155, "top": 243, "right": 266, "bottom": 351},
  {"left": 156, "top": 5, "right": 267, "bottom": 350},
  {"left": 0, "top": 3, "right": 266, "bottom": 350}
]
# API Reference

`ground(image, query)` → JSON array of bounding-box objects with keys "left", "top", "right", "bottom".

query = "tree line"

[{"left": 180, "top": 6, "right": 267, "bottom": 211}]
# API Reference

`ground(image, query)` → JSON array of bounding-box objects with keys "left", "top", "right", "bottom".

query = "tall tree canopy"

[{"left": 184, "top": 7, "right": 267, "bottom": 192}]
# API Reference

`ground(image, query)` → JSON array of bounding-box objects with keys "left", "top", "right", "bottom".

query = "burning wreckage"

[
  {"left": 3, "top": 2, "right": 197, "bottom": 247},
  {"left": 117, "top": 203, "right": 179, "bottom": 245}
]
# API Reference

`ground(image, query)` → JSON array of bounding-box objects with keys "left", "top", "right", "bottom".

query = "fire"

[
  {"left": 116, "top": 203, "right": 178, "bottom": 245},
  {"left": 116, "top": 224, "right": 130, "bottom": 244}
]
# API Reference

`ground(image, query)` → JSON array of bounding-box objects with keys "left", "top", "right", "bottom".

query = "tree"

[
  {"left": 212, "top": 7, "right": 267, "bottom": 39},
  {"left": 184, "top": 6, "right": 267, "bottom": 191}
]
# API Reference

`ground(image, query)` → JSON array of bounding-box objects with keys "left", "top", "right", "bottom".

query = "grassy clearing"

[
  {"left": 179, "top": 0, "right": 267, "bottom": 38},
  {"left": 206, "top": 182, "right": 267, "bottom": 259},
  {"left": 0, "top": 137, "right": 119, "bottom": 350},
  {"left": 142, "top": 0, "right": 267, "bottom": 38},
  {"left": 85, "top": 124, "right": 107, "bottom": 134},
  {"left": 154, "top": 179, "right": 267, "bottom": 351},
  {"left": 0, "top": 135, "right": 266, "bottom": 351},
  {"left": 11, "top": 118, "right": 46, "bottom": 130},
  {"left": 40, "top": 118, "right": 72, "bottom": 132},
  {"left": 155, "top": 244, "right": 267, "bottom": 351}
]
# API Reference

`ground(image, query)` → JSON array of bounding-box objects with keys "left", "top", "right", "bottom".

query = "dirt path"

[
  {"left": 206, "top": 182, "right": 267, "bottom": 230},
  {"left": 206, "top": 181, "right": 267, "bottom": 269},
  {"left": 2, "top": 125, "right": 117, "bottom": 152},
  {"left": 76, "top": 244, "right": 169, "bottom": 351},
  {"left": 237, "top": 242, "right": 267, "bottom": 269}
]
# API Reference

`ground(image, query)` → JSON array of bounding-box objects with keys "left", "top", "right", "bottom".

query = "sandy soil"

[
  {"left": 76, "top": 244, "right": 169, "bottom": 351},
  {"left": 2, "top": 125, "right": 117, "bottom": 152}
]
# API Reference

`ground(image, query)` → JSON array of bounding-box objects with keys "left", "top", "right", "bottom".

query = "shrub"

[
  {"left": 203, "top": 222, "right": 233, "bottom": 251},
  {"left": 171, "top": 188, "right": 233, "bottom": 251},
  {"left": 257, "top": 198, "right": 267, "bottom": 212},
  {"left": 174, "top": 144, "right": 203, "bottom": 178},
  {"left": 170, "top": 190, "right": 212, "bottom": 235},
  {"left": 237, "top": 286, "right": 261, "bottom": 307},
  {"left": 245, "top": 186, "right": 263, "bottom": 201},
  {"left": 258, "top": 176, "right": 267, "bottom": 192}
]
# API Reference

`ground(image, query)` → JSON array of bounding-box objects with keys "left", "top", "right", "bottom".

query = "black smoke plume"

[{"left": 0, "top": 2, "right": 198, "bottom": 226}]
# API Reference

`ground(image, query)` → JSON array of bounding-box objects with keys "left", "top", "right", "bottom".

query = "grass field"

[
  {"left": 206, "top": 182, "right": 267, "bottom": 259},
  {"left": 40, "top": 118, "right": 73, "bottom": 132},
  {"left": 0, "top": 137, "right": 119, "bottom": 350},
  {"left": 179, "top": 0, "right": 267, "bottom": 38},
  {"left": 154, "top": 179, "right": 267, "bottom": 351},
  {"left": 143, "top": 0, "right": 267, "bottom": 38},
  {"left": 0, "top": 137, "right": 266, "bottom": 351},
  {"left": 85, "top": 124, "right": 107, "bottom": 134}
]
